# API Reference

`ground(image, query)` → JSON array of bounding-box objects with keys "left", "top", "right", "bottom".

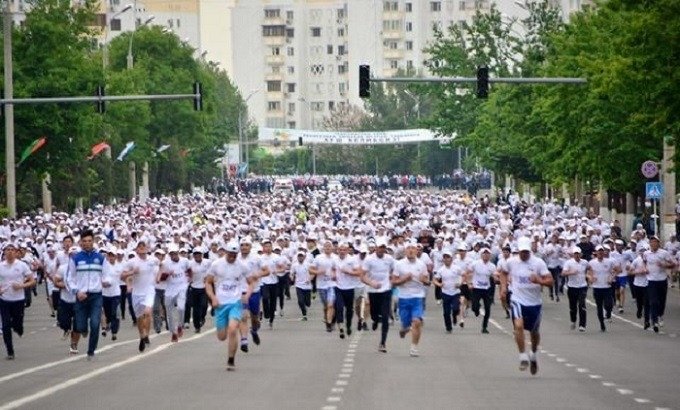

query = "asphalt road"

[{"left": 1, "top": 285, "right": 678, "bottom": 410}]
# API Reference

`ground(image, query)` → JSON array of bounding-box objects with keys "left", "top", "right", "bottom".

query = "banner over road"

[{"left": 258, "top": 128, "right": 453, "bottom": 145}]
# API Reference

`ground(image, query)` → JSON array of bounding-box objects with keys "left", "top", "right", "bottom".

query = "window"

[
  {"left": 430, "top": 1, "right": 441, "bottom": 12},
  {"left": 287, "top": 47, "right": 294, "bottom": 56},
  {"left": 406, "top": 22, "right": 413, "bottom": 32},
  {"left": 287, "top": 83, "right": 296, "bottom": 93},
  {"left": 327, "top": 45, "right": 333, "bottom": 54},
  {"left": 387, "top": 41, "right": 398, "bottom": 50},
  {"left": 272, "top": 66, "right": 280, "bottom": 73},
  {"left": 288, "top": 103, "right": 295, "bottom": 114},
  {"left": 459, "top": 1, "right": 466, "bottom": 11},
  {"left": 287, "top": 66, "right": 295, "bottom": 74},
  {"left": 406, "top": 41, "right": 413, "bottom": 50},
  {"left": 311, "top": 27, "right": 321, "bottom": 37},
  {"left": 337, "top": 8, "right": 346, "bottom": 19},
  {"left": 405, "top": 2, "right": 412, "bottom": 12},
  {"left": 287, "top": 121, "right": 296, "bottom": 129},
  {"left": 267, "top": 101, "right": 281, "bottom": 111},
  {"left": 286, "top": 28, "right": 294, "bottom": 38},
  {"left": 382, "top": 20, "right": 401, "bottom": 31},
  {"left": 390, "top": 60, "right": 398, "bottom": 69},
  {"left": 432, "top": 21, "right": 441, "bottom": 31},
  {"left": 263, "top": 26, "right": 285, "bottom": 37},
  {"left": 110, "top": 18, "right": 121, "bottom": 31},
  {"left": 267, "top": 81, "right": 282, "bottom": 92},
  {"left": 339, "top": 82, "right": 347, "bottom": 94},
  {"left": 167, "top": 18, "right": 173, "bottom": 28},
  {"left": 327, "top": 65, "right": 334, "bottom": 74},
  {"left": 311, "top": 102, "right": 324, "bottom": 111},
  {"left": 176, "top": 19, "right": 181, "bottom": 28},
  {"left": 338, "top": 28, "right": 345, "bottom": 37},
  {"left": 311, "top": 64, "right": 325, "bottom": 75},
  {"left": 266, "top": 117, "right": 285, "bottom": 128},
  {"left": 272, "top": 47, "right": 280, "bottom": 55},
  {"left": 338, "top": 45, "right": 346, "bottom": 55},
  {"left": 265, "top": 9, "right": 280, "bottom": 18},
  {"left": 383, "top": 1, "right": 398, "bottom": 11},
  {"left": 407, "top": 60, "right": 414, "bottom": 70},
  {"left": 328, "top": 101, "right": 335, "bottom": 111},
  {"left": 286, "top": 10, "right": 294, "bottom": 20},
  {"left": 338, "top": 63, "right": 348, "bottom": 74}
]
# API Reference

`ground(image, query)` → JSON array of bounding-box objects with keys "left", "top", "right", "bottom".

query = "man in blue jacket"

[{"left": 66, "top": 229, "right": 105, "bottom": 360}]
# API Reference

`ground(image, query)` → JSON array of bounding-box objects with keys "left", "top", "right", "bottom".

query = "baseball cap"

[
  {"left": 226, "top": 242, "right": 239, "bottom": 253},
  {"left": 571, "top": 246, "right": 582, "bottom": 254},
  {"left": 517, "top": 237, "right": 532, "bottom": 252}
]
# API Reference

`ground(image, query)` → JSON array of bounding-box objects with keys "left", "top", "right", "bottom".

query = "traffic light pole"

[{"left": 367, "top": 76, "right": 587, "bottom": 84}]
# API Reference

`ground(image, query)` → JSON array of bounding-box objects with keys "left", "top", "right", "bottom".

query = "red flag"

[
  {"left": 17, "top": 137, "right": 47, "bottom": 167},
  {"left": 87, "top": 142, "right": 111, "bottom": 160}
]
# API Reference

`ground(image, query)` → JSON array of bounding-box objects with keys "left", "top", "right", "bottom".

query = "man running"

[
  {"left": 361, "top": 240, "right": 394, "bottom": 352},
  {"left": 121, "top": 241, "right": 159, "bottom": 352},
  {"left": 309, "top": 240, "right": 338, "bottom": 332},
  {"left": 0, "top": 243, "right": 36, "bottom": 360},
  {"left": 205, "top": 242, "right": 252, "bottom": 371},
  {"left": 334, "top": 242, "right": 361, "bottom": 339},
  {"left": 467, "top": 247, "right": 496, "bottom": 334},
  {"left": 561, "top": 247, "right": 590, "bottom": 332},
  {"left": 433, "top": 249, "right": 464, "bottom": 333},
  {"left": 392, "top": 241, "right": 430, "bottom": 357},
  {"left": 500, "top": 237, "right": 553, "bottom": 375}
]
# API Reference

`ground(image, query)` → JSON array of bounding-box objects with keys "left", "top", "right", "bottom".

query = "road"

[{"left": 0, "top": 287, "right": 678, "bottom": 410}]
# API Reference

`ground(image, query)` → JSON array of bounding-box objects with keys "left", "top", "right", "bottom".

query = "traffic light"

[
  {"left": 359, "top": 65, "right": 370, "bottom": 98},
  {"left": 193, "top": 82, "right": 203, "bottom": 111},
  {"left": 298, "top": 137, "right": 303, "bottom": 146},
  {"left": 96, "top": 85, "right": 105, "bottom": 114},
  {"left": 476, "top": 66, "right": 489, "bottom": 99}
]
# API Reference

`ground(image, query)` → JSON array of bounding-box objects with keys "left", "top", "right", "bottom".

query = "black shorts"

[{"left": 459, "top": 284, "right": 471, "bottom": 299}]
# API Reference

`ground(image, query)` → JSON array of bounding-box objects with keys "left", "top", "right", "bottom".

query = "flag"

[
  {"left": 17, "top": 137, "right": 47, "bottom": 167},
  {"left": 87, "top": 141, "right": 111, "bottom": 160},
  {"left": 157, "top": 144, "right": 171, "bottom": 154},
  {"left": 116, "top": 142, "right": 135, "bottom": 161}
]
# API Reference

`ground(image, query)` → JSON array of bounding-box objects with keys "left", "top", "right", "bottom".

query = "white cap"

[
  {"left": 571, "top": 246, "right": 582, "bottom": 254},
  {"left": 225, "top": 242, "right": 239, "bottom": 253},
  {"left": 517, "top": 237, "right": 532, "bottom": 252},
  {"left": 443, "top": 249, "right": 453, "bottom": 257},
  {"left": 167, "top": 244, "right": 180, "bottom": 254}
]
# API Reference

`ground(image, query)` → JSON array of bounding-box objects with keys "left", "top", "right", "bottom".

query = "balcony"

[
  {"left": 265, "top": 55, "right": 285, "bottom": 65},
  {"left": 265, "top": 72, "right": 283, "bottom": 82},
  {"left": 264, "top": 36, "right": 285, "bottom": 46},
  {"left": 383, "top": 49, "right": 404, "bottom": 59},
  {"left": 264, "top": 16, "right": 286, "bottom": 26},
  {"left": 267, "top": 91, "right": 284, "bottom": 101},
  {"left": 382, "top": 30, "right": 403, "bottom": 40},
  {"left": 382, "top": 67, "right": 398, "bottom": 77},
  {"left": 382, "top": 10, "right": 404, "bottom": 20}
]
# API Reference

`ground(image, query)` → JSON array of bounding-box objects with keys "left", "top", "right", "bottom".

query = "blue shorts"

[
  {"left": 318, "top": 288, "right": 336, "bottom": 306},
  {"left": 242, "top": 291, "right": 261, "bottom": 315},
  {"left": 399, "top": 297, "right": 424, "bottom": 329},
  {"left": 510, "top": 301, "right": 542, "bottom": 333},
  {"left": 615, "top": 276, "right": 628, "bottom": 289},
  {"left": 214, "top": 302, "right": 242, "bottom": 330}
]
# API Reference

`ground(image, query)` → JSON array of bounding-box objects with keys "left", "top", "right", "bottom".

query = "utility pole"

[{"left": 3, "top": 0, "right": 16, "bottom": 218}]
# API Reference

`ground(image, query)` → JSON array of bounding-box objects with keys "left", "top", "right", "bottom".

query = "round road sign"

[{"left": 641, "top": 160, "right": 658, "bottom": 179}]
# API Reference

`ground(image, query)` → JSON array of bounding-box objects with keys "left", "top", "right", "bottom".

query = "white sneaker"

[
  {"left": 659, "top": 318, "right": 664, "bottom": 327},
  {"left": 519, "top": 353, "right": 529, "bottom": 371},
  {"left": 409, "top": 346, "right": 419, "bottom": 357},
  {"left": 578, "top": 326, "right": 586, "bottom": 332}
]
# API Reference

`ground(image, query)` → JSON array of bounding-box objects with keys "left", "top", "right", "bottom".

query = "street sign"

[
  {"left": 641, "top": 160, "right": 658, "bottom": 178},
  {"left": 645, "top": 182, "right": 663, "bottom": 199}
]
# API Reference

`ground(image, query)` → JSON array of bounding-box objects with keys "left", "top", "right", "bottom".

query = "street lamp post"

[
  {"left": 103, "top": 4, "right": 133, "bottom": 71},
  {"left": 298, "top": 97, "right": 317, "bottom": 175},
  {"left": 127, "top": 15, "right": 154, "bottom": 70},
  {"left": 4, "top": 0, "right": 16, "bottom": 217},
  {"left": 238, "top": 90, "right": 258, "bottom": 176}
]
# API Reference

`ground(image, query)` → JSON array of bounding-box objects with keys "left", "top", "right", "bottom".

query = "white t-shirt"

[
  {"left": 469, "top": 260, "right": 496, "bottom": 290},
  {"left": 311, "top": 253, "right": 338, "bottom": 290},
  {"left": 562, "top": 258, "right": 588, "bottom": 288},
  {"left": 0, "top": 260, "right": 31, "bottom": 301},
  {"left": 643, "top": 249, "right": 673, "bottom": 281},
  {"left": 188, "top": 259, "right": 211, "bottom": 290},
  {"left": 393, "top": 258, "right": 428, "bottom": 299},
  {"left": 588, "top": 258, "right": 614, "bottom": 289},
  {"left": 362, "top": 254, "right": 394, "bottom": 293},
  {"left": 56, "top": 264, "right": 76, "bottom": 304},
  {"left": 124, "top": 256, "right": 159, "bottom": 296},
  {"left": 630, "top": 256, "right": 648, "bottom": 287},
  {"left": 102, "top": 261, "right": 123, "bottom": 297},
  {"left": 292, "top": 260, "right": 312, "bottom": 290},
  {"left": 163, "top": 258, "right": 190, "bottom": 297},
  {"left": 257, "top": 253, "right": 280, "bottom": 285},
  {"left": 505, "top": 255, "right": 550, "bottom": 306},
  {"left": 336, "top": 255, "right": 361, "bottom": 290},
  {"left": 238, "top": 253, "right": 261, "bottom": 292},
  {"left": 434, "top": 263, "right": 463, "bottom": 296},
  {"left": 207, "top": 258, "right": 249, "bottom": 305}
]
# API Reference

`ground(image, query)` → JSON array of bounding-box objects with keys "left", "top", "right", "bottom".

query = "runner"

[
  {"left": 644, "top": 236, "right": 675, "bottom": 333},
  {"left": 66, "top": 230, "right": 106, "bottom": 360},
  {"left": 205, "top": 242, "right": 252, "bottom": 371},
  {"left": 309, "top": 239, "right": 338, "bottom": 332},
  {"left": 392, "top": 241, "right": 429, "bottom": 356},
  {"left": 291, "top": 250, "right": 311, "bottom": 320},
  {"left": 334, "top": 242, "right": 361, "bottom": 339},
  {"left": 500, "top": 237, "right": 553, "bottom": 375},
  {"left": 121, "top": 241, "right": 160, "bottom": 352},
  {"left": 0, "top": 243, "right": 35, "bottom": 360},
  {"left": 188, "top": 247, "right": 211, "bottom": 333},
  {"left": 361, "top": 240, "right": 394, "bottom": 352},
  {"left": 432, "top": 249, "right": 464, "bottom": 333},
  {"left": 159, "top": 245, "right": 190, "bottom": 342},
  {"left": 237, "top": 238, "right": 265, "bottom": 351},
  {"left": 101, "top": 247, "right": 123, "bottom": 341},
  {"left": 467, "top": 247, "right": 496, "bottom": 334},
  {"left": 588, "top": 245, "right": 616, "bottom": 332},
  {"left": 561, "top": 247, "right": 589, "bottom": 332}
]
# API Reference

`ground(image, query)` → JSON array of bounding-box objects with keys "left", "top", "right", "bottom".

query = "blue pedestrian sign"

[{"left": 645, "top": 182, "right": 663, "bottom": 199}]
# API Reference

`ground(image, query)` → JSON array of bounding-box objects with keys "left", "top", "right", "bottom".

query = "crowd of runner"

[{"left": 0, "top": 187, "right": 676, "bottom": 373}]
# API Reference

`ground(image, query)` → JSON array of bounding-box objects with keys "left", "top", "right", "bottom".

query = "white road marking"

[
  {"left": 576, "top": 368, "right": 589, "bottom": 373},
  {"left": 0, "top": 330, "right": 213, "bottom": 410},
  {"left": 616, "top": 389, "right": 634, "bottom": 395},
  {"left": 342, "top": 363, "right": 353, "bottom": 368},
  {"left": 344, "top": 358, "right": 354, "bottom": 363},
  {"left": 340, "top": 368, "right": 352, "bottom": 374},
  {"left": 602, "top": 382, "right": 616, "bottom": 387},
  {"left": 327, "top": 397, "right": 341, "bottom": 403},
  {"left": 338, "top": 374, "right": 351, "bottom": 378},
  {"left": 321, "top": 406, "right": 337, "bottom": 410},
  {"left": 634, "top": 398, "right": 651, "bottom": 404},
  {"left": 556, "top": 358, "right": 566, "bottom": 363},
  {"left": 0, "top": 332, "right": 168, "bottom": 385},
  {"left": 335, "top": 380, "right": 348, "bottom": 386},
  {"left": 565, "top": 364, "right": 575, "bottom": 367},
  {"left": 331, "top": 388, "right": 344, "bottom": 393},
  {"left": 589, "top": 375, "right": 602, "bottom": 379}
]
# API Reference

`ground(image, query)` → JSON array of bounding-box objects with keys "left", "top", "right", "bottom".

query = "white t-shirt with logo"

[
  {"left": 434, "top": 263, "right": 464, "bottom": 296},
  {"left": 207, "top": 258, "right": 249, "bottom": 305},
  {"left": 124, "top": 256, "right": 159, "bottom": 296},
  {"left": 393, "top": 258, "right": 428, "bottom": 299},
  {"left": 563, "top": 258, "right": 588, "bottom": 288},
  {"left": 0, "top": 260, "right": 31, "bottom": 302},
  {"left": 311, "top": 253, "right": 338, "bottom": 290},
  {"left": 505, "top": 255, "right": 550, "bottom": 306},
  {"left": 469, "top": 260, "right": 496, "bottom": 290},
  {"left": 362, "top": 254, "right": 394, "bottom": 293}
]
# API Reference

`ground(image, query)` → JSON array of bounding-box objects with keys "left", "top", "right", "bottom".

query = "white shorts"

[{"left": 132, "top": 293, "right": 155, "bottom": 316}]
